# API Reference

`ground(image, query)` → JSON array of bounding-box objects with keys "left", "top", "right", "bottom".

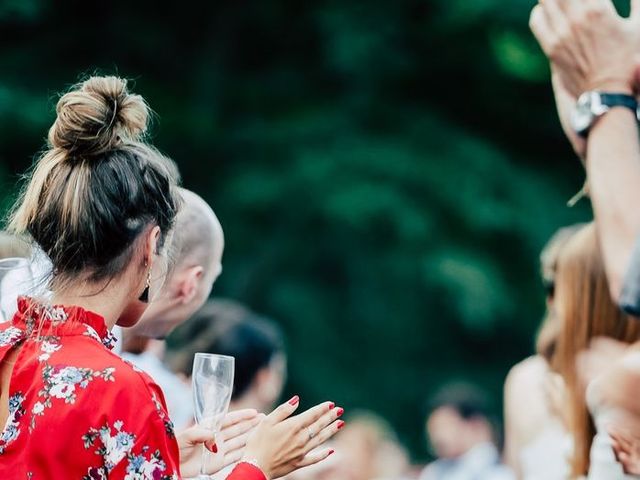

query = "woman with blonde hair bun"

[{"left": 0, "top": 76, "right": 343, "bottom": 479}]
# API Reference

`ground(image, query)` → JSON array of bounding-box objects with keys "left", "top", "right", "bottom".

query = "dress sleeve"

[{"left": 226, "top": 462, "right": 267, "bottom": 480}]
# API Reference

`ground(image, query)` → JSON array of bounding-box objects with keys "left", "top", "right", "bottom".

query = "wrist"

[
  {"left": 241, "top": 455, "right": 270, "bottom": 480},
  {"left": 233, "top": 460, "right": 270, "bottom": 480},
  {"left": 585, "top": 79, "right": 634, "bottom": 96},
  {"left": 571, "top": 91, "right": 638, "bottom": 139}
]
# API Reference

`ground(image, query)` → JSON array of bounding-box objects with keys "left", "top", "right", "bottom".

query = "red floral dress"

[{"left": 0, "top": 298, "right": 266, "bottom": 480}]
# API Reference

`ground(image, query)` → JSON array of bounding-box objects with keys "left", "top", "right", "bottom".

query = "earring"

[{"left": 139, "top": 266, "right": 152, "bottom": 303}]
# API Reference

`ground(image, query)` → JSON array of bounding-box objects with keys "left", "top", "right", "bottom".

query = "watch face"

[{"left": 571, "top": 92, "right": 595, "bottom": 135}]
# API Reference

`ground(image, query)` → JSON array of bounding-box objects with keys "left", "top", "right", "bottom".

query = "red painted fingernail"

[
  {"left": 288, "top": 395, "right": 300, "bottom": 406},
  {"left": 336, "top": 407, "right": 344, "bottom": 417},
  {"left": 328, "top": 449, "right": 335, "bottom": 456},
  {"left": 206, "top": 442, "right": 218, "bottom": 453},
  {"left": 337, "top": 420, "right": 345, "bottom": 430},
  {"left": 328, "top": 402, "right": 335, "bottom": 410}
]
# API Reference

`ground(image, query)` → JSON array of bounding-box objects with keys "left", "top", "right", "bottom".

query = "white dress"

[{"left": 519, "top": 421, "right": 572, "bottom": 480}]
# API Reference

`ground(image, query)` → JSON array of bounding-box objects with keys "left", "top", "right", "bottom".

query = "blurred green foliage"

[{"left": 0, "top": 0, "right": 593, "bottom": 459}]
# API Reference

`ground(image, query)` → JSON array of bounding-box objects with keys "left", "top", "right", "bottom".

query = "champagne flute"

[
  {"left": 0, "top": 257, "right": 34, "bottom": 322},
  {"left": 192, "top": 353, "right": 235, "bottom": 479}
]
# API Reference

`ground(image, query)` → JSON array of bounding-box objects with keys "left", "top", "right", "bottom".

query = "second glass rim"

[{"left": 194, "top": 352, "right": 235, "bottom": 361}]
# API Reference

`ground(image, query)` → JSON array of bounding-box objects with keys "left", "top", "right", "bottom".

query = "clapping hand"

[
  {"left": 178, "top": 408, "right": 263, "bottom": 478},
  {"left": 530, "top": 0, "right": 640, "bottom": 96},
  {"left": 242, "top": 396, "right": 345, "bottom": 479},
  {"left": 611, "top": 426, "right": 640, "bottom": 475},
  {"left": 529, "top": 0, "right": 640, "bottom": 158}
]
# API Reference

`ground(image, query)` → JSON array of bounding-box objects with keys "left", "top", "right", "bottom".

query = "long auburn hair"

[{"left": 553, "top": 223, "right": 640, "bottom": 477}]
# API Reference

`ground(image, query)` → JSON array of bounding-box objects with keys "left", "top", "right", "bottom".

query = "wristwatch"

[{"left": 571, "top": 91, "right": 639, "bottom": 138}]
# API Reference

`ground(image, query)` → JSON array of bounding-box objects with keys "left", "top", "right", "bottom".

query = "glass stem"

[{"left": 199, "top": 443, "right": 208, "bottom": 478}]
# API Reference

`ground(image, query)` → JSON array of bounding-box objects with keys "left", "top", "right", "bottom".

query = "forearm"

[
  {"left": 552, "top": 71, "right": 587, "bottom": 158},
  {"left": 587, "top": 108, "right": 640, "bottom": 300}
]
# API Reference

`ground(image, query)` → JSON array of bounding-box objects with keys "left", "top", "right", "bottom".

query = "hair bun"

[{"left": 48, "top": 76, "right": 149, "bottom": 156}]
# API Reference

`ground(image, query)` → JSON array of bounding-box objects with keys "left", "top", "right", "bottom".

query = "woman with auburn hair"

[
  {"left": 503, "top": 224, "right": 583, "bottom": 480},
  {"left": 553, "top": 222, "right": 640, "bottom": 478},
  {"left": 0, "top": 76, "right": 342, "bottom": 479}
]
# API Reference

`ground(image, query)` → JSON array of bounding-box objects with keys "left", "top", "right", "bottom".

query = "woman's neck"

[{"left": 52, "top": 278, "right": 134, "bottom": 330}]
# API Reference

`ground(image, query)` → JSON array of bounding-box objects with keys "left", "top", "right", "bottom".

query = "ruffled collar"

[{"left": 13, "top": 296, "right": 117, "bottom": 350}]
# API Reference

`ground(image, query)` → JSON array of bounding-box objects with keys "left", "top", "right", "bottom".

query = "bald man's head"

[
  {"left": 132, "top": 188, "right": 224, "bottom": 338},
  {"left": 170, "top": 188, "right": 224, "bottom": 276}
]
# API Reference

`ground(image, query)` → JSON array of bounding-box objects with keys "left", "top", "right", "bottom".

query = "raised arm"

[{"left": 530, "top": 0, "right": 640, "bottom": 302}]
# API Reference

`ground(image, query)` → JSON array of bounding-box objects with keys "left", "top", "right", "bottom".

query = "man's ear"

[{"left": 177, "top": 265, "right": 204, "bottom": 304}]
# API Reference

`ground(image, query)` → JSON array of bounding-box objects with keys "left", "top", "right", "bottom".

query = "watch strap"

[
  {"left": 599, "top": 93, "right": 638, "bottom": 114},
  {"left": 577, "top": 92, "right": 638, "bottom": 138}
]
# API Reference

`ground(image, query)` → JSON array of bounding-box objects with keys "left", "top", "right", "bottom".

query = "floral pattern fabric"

[{"left": 0, "top": 297, "right": 180, "bottom": 479}]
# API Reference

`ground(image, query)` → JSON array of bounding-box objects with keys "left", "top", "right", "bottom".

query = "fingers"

[
  {"left": 223, "top": 429, "right": 253, "bottom": 454},
  {"left": 179, "top": 425, "right": 216, "bottom": 446},
  {"left": 616, "top": 448, "right": 640, "bottom": 476},
  {"left": 610, "top": 428, "right": 634, "bottom": 453},
  {"left": 221, "top": 409, "right": 259, "bottom": 429},
  {"left": 295, "top": 448, "right": 335, "bottom": 469},
  {"left": 608, "top": 425, "right": 640, "bottom": 475},
  {"left": 305, "top": 418, "right": 345, "bottom": 453},
  {"left": 179, "top": 425, "right": 217, "bottom": 453},
  {"left": 219, "top": 414, "right": 263, "bottom": 442},
  {"left": 293, "top": 401, "right": 336, "bottom": 430},
  {"left": 222, "top": 447, "right": 245, "bottom": 467},
  {"left": 305, "top": 406, "right": 344, "bottom": 442},
  {"left": 584, "top": 0, "right": 616, "bottom": 17},
  {"left": 618, "top": 451, "right": 636, "bottom": 475},
  {"left": 267, "top": 395, "right": 301, "bottom": 423},
  {"left": 540, "top": 0, "right": 570, "bottom": 34},
  {"left": 530, "top": 4, "right": 557, "bottom": 55}
]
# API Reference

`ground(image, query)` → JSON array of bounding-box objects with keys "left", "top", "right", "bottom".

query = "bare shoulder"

[
  {"left": 504, "top": 355, "right": 555, "bottom": 436},
  {"left": 505, "top": 355, "right": 548, "bottom": 395}
]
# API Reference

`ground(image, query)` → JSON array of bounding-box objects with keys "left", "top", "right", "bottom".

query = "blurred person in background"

[
  {"left": 0, "top": 232, "right": 32, "bottom": 321},
  {"left": 328, "top": 410, "right": 412, "bottom": 480},
  {"left": 503, "top": 225, "right": 583, "bottom": 479},
  {"left": 168, "top": 299, "right": 288, "bottom": 414},
  {"left": 551, "top": 222, "right": 640, "bottom": 478},
  {"left": 419, "top": 383, "right": 514, "bottom": 480}
]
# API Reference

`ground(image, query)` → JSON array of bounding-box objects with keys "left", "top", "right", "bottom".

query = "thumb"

[
  {"left": 179, "top": 425, "right": 218, "bottom": 453},
  {"left": 267, "top": 395, "right": 301, "bottom": 423}
]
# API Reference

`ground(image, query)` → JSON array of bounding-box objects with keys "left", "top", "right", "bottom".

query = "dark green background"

[{"left": 0, "top": 0, "right": 596, "bottom": 459}]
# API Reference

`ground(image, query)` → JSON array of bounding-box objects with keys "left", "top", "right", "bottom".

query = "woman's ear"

[{"left": 144, "top": 226, "right": 162, "bottom": 266}]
